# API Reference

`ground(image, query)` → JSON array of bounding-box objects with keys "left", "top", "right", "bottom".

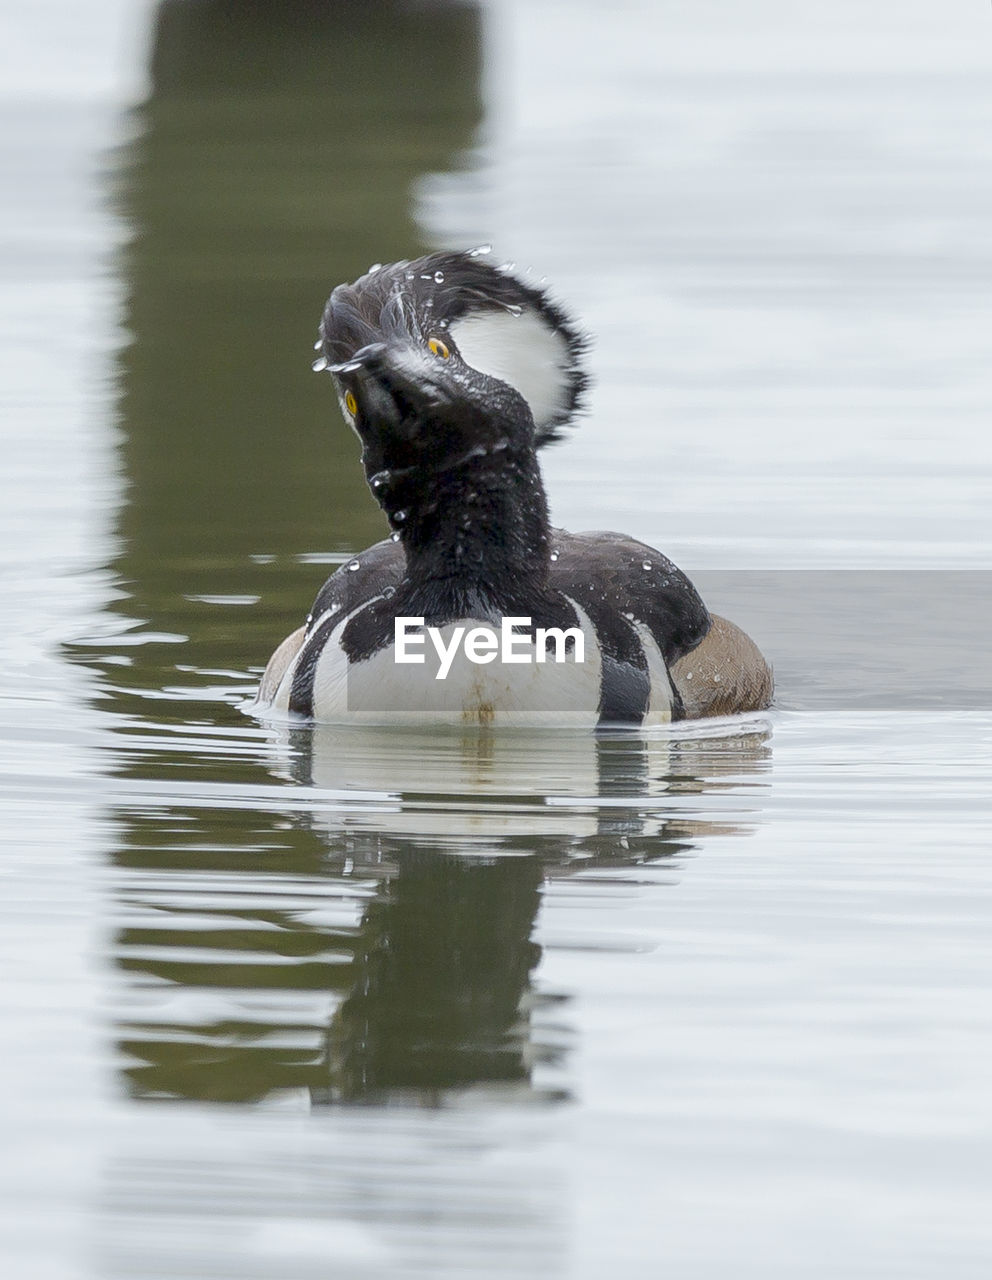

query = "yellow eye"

[
  {"left": 345, "top": 390, "right": 357, "bottom": 416},
  {"left": 428, "top": 337, "right": 450, "bottom": 359}
]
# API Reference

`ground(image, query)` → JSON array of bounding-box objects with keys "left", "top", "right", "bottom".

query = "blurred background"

[{"left": 2, "top": 2, "right": 991, "bottom": 1278}]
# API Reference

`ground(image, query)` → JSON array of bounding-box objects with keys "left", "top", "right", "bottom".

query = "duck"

[{"left": 256, "top": 250, "right": 772, "bottom": 727}]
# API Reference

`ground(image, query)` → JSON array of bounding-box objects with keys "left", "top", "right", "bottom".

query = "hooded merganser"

[{"left": 257, "top": 251, "right": 772, "bottom": 726}]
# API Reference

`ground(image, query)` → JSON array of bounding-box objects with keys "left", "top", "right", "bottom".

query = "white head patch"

[{"left": 448, "top": 305, "right": 573, "bottom": 433}]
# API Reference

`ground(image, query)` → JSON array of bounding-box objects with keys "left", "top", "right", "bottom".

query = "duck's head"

[{"left": 314, "top": 251, "right": 589, "bottom": 522}]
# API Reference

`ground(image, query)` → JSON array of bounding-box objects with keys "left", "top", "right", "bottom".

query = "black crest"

[{"left": 318, "top": 250, "right": 590, "bottom": 445}]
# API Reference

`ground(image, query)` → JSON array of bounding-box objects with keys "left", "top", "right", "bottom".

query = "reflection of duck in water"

[
  {"left": 315, "top": 847, "right": 550, "bottom": 1105},
  {"left": 114, "top": 726, "right": 769, "bottom": 1105},
  {"left": 257, "top": 251, "right": 772, "bottom": 727},
  {"left": 287, "top": 725, "right": 771, "bottom": 1105},
  {"left": 275, "top": 719, "right": 766, "bottom": 852}
]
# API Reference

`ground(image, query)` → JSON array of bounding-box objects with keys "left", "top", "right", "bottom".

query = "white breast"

[
  {"left": 324, "top": 619, "right": 601, "bottom": 728},
  {"left": 267, "top": 604, "right": 602, "bottom": 728},
  {"left": 262, "top": 599, "right": 678, "bottom": 729}
]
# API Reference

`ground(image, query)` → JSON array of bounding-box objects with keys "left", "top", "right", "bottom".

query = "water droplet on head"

[
  {"left": 393, "top": 510, "right": 407, "bottom": 524},
  {"left": 642, "top": 561, "right": 652, "bottom": 571},
  {"left": 312, "top": 356, "right": 328, "bottom": 372},
  {"left": 434, "top": 270, "right": 445, "bottom": 284},
  {"left": 405, "top": 270, "right": 415, "bottom": 281},
  {"left": 686, "top": 671, "right": 693, "bottom": 680},
  {"left": 390, "top": 531, "right": 400, "bottom": 543},
  {"left": 368, "top": 262, "right": 382, "bottom": 274},
  {"left": 497, "top": 261, "right": 516, "bottom": 275},
  {"left": 420, "top": 273, "right": 433, "bottom": 281},
  {"left": 504, "top": 303, "right": 523, "bottom": 317},
  {"left": 550, "top": 550, "right": 559, "bottom": 562},
  {"left": 348, "top": 560, "right": 360, "bottom": 572},
  {"left": 381, "top": 584, "right": 395, "bottom": 599},
  {"left": 313, "top": 339, "right": 322, "bottom": 351},
  {"left": 469, "top": 244, "right": 493, "bottom": 257}
]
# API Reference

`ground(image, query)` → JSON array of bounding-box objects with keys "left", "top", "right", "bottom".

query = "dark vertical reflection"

[
  {"left": 109, "top": 0, "right": 483, "bottom": 701},
  {"left": 319, "top": 850, "right": 545, "bottom": 1102},
  {"left": 92, "top": 1, "right": 774, "bottom": 1114}
]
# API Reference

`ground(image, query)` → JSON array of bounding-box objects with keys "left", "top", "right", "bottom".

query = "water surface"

[{"left": 2, "top": 2, "right": 991, "bottom": 1277}]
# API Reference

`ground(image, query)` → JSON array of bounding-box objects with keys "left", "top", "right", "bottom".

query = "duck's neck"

[{"left": 372, "top": 441, "right": 552, "bottom": 618}]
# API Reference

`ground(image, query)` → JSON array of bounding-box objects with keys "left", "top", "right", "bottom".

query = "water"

[{"left": 2, "top": 1, "right": 991, "bottom": 1277}]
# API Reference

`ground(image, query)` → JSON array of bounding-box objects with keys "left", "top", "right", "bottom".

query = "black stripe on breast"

[
  {"left": 289, "top": 596, "right": 396, "bottom": 715},
  {"left": 287, "top": 539, "right": 407, "bottom": 717},
  {"left": 598, "top": 651, "right": 651, "bottom": 725},
  {"left": 288, "top": 617, "right": 334, "bottom": 717},
  {"left": 564, "top": 594, "right": 650, "bottom": 726}
]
